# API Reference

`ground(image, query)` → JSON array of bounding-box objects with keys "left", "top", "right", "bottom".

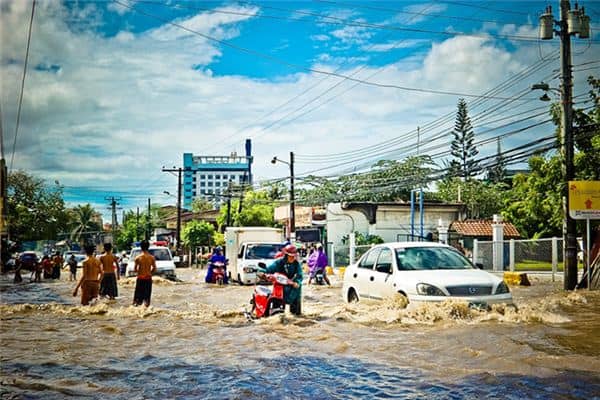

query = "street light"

[
  {"left": 537, "top": 0, "right": 592, "bottom": 290},
  {"left": 271, "top": 152, "right": 295, "bottom": 239}
]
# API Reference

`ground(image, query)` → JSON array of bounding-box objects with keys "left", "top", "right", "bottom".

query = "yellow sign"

[{"left": 568, "top": 181, "right": 600, "bottom": 219}]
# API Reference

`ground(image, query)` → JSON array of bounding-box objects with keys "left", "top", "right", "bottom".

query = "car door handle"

[{"left": 370, "top": 276, "right": 374, "bottom": 281}]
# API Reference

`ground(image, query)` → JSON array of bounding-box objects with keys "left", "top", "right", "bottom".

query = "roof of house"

[{"left": 450, "top": 220, "right": 521, "bottom": 238}]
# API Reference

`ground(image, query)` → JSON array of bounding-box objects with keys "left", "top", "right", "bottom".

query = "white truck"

[{"left": 224, "top": 227, "right": 285, "bottom": 285}]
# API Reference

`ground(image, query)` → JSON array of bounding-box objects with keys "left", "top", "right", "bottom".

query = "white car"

[
  {"left": 125, "top": 246, "right": 177, "bottom": 280},
  {"left": 342, "top": 242, "right": 512, "bottom": 308}
]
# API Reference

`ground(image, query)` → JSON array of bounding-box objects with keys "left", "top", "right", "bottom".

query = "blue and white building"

[{"left": 183, "top": 139, "right": 253, "bottom": 209}]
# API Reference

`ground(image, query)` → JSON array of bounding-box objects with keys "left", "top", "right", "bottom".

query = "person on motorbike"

[
  {"left": 258, "top": 244, "right": 303, "bottom": 315},
  {"left": 307, "top": 243, "right": 331, "bottom": 286},
  {"left": 205, "top": 246, "right": 228, "bottom": 284}
]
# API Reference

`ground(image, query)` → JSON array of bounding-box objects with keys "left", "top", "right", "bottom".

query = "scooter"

[
  {"left": 313, "top": 268, "right": 325, "bottom": 285},
  {"left": 246, "top": 272, "right": 293, "bottom": 319},
  {"left": 211, "top": 261, "right": 227, "bottom": 285}
]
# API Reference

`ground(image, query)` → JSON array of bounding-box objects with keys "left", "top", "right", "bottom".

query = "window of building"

[
  {"left": 215, "top": 174, "right": 220, "bottom": 179},
  {"left": 200, "top": 182, "right": 205, "bottom": 187},
  {"left": 215, "top": 182, "right": 221, "bottom": 187},
  {"left": 207, "top": 189, "right": 213, "bottom": 194},
  {"left": 208, "top": 182, "right": 213, "bottom": 187},
  {"left": 222, "top": 174, "right": 228, "bottom": 179},
  {"left": 200, "top": 190, "right": 205, "bottom": 195},
  {"left": 208, "top": 175, "right": 213, "bottom": 179},
  {"left": 200, "top": 175, "right": 206, "bottom": 179}
]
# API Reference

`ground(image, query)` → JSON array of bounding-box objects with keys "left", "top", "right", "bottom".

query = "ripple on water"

[{"left": 1, "top": 356, "right": 599, "bottom": 399}]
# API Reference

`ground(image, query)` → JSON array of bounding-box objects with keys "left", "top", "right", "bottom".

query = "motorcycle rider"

[
  {"left": 307, "top": 243, "right": 331, "bottom": 286},
  {"left": 258, "top": 244, "right": 303, "bottom": 315},
  {"left": 205, "top": 246, "right": 228, "bottom": 284}
]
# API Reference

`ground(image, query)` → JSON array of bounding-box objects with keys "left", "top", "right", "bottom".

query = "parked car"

[
  {"left": 125, "top": 246, "right": 177, "bottom": 280},
  {"left": 63, "top": 252, "right": 86, "bottom": 268},
  {"left": 17, "top": 251, "right": 40, "bottom": 271},
  {"left": 342, "top": 242, "right": 513, "bottom": 308}
]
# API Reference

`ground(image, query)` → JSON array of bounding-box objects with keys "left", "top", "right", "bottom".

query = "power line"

[
  {"left": 10, "top": 0, "right": 35, "bottom": 171},
  {"left": 114, "top": 0, "right": 543, "bottom": 100}
]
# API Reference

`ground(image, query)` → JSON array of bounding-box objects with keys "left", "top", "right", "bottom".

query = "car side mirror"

[
  {"left": 475, "top": 263, "right": 484, "bottom": 270},
  {"left": 173, "top": 256, "right": 180, "bottom": 263},
  {"left": 258, "top": 262, "right": 266, "bottom": 269},
  {"left": 376, "top": 264, "right": 392, "bottom": 274}
]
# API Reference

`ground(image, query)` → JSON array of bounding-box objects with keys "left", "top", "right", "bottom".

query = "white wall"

[{"left": 326, "top": 203, "right": 462, "bottom": 246}]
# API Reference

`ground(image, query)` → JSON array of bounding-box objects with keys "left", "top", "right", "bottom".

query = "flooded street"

[{"left": 1, "top": 268, "right": 599, "bottom": 399}]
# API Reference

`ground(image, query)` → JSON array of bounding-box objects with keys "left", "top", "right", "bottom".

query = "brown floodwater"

[{"left": 1, "top": 269, "right": 599, "bottom": 399}]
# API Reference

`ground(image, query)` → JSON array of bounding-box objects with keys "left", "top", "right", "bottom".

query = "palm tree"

[{"left": 70, "top": 204, "right": 101, "bottom": 245}]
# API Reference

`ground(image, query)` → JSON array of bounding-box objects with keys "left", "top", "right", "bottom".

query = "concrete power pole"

[
  {"left": 539, "top": 1, "right": 591, "bottom": 289},
  {"left": 105, "top": 196, "right": 121, "bottom": 244},
  {"left": 162, "top": 167, "right": 182, "bottom": 254}
]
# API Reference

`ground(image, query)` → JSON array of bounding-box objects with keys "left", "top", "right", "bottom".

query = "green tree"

[
  {"left": 191, "top": 198, "right": 213, "bottom": 213},
  {"left": 115, "top": 210, "right": 148, "bottom": 250},
  {"left": 486, "top": 138, "right": 506, "bottom": 184},
  {"left": 449, "top": 98, "right": 479, "bottom": 180},
  {"left": 436, "top": 178, "right": 505, "bottom": 219},
  {"left": 182, "top": 220, "right": 215, "bottom": 248},
  {"left": 6, "top": 171, "right": 70, "bottom": 241},
  {"left": 217, "top": 189, "right": 276, "bottom": 229},
  {"left": 298, "top": 156, "right": 436, "bottom": 204},
  {"left": 502, "top": 156, "right": 563, "bottom": 238},
  {"left": 69, "top": 204, "right": 102, "bottom": 244},
  {"left": 502, "top": 75, "right": 599, "bottom": 238}
]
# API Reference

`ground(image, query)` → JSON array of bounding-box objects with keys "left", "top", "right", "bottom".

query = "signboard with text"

[{"left": 568, "top": 181, "right": 600, "bottom": 220}]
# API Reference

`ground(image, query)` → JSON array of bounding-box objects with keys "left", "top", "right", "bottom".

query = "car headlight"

[
  {"left": 416, "top": 283, "right": 446, "bottom": 296},
  {"left": 495, "top": 281, "right": 510, "bottom": 294}
]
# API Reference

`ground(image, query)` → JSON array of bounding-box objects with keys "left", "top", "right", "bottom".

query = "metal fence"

[{"left": 474, "top": 237, "right": 565, "bottom": 279}]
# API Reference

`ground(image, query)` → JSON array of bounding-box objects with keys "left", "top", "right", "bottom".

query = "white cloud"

[
  {"left": 2, "top": 0, "right": 597, "bottom": 220},
  {"left": 107, "top": 2, "right": 129, "bottom": 16},
  {"left": 361, "top": 39, "right": 429, "bottom": 52}
]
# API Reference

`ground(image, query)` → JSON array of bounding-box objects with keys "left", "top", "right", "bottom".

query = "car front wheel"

[{"left": 347, "top": 288, "right": 359, "bottom": 303}]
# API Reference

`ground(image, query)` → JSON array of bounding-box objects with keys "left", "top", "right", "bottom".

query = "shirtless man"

[
  {"left": 73, "top": 245, "right": 103, "bottom": 305},
  {"left": 133, "top": 240, "right": 156, "bottom": 307},
  {"left": 99, "top": 243, "right": 119, "bottom": 299}
]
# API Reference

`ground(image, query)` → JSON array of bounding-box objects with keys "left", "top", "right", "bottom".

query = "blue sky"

[{"left": 1, "top": 0, "right": 599, "bottom": 222}]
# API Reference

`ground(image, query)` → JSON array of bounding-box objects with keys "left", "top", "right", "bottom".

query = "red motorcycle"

[
  {"left": 247, "top": 272, "right": 293, "bottom": 319},
  {"left": 210, "top": 261, "right": 226, "bottom": 285}
]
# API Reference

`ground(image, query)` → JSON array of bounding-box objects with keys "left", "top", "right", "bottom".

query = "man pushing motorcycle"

[{"left": 257, "top": 244, "right": 303, "bottom": 315}]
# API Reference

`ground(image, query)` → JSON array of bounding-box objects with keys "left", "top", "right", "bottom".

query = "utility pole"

[
  {"left": 162, "top": 166, "right": 183, "bottom": 254},
  {"left": 136, "top": 207, "right": 140, "bottom": 242},
  {"left": 539, "top": 1, "right": 591, "bottom": 290},
  {"left": 105, "top": 196, "right": 121, "bottom": 244},
  {"left": 147, "top": 198, "right": 151, "bottom": 240},
  {"left": 271, "top": 152, "right": 295, "bottom": 239},
  {"left": 290, "top": 151, "right": 295, "bottom": 238},
  {"left": 226, "top": 180, "right": 232, "bottom": 228}
]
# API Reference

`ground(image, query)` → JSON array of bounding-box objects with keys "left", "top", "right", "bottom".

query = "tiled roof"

[{"left": 450, "top": 220, "right": 521, "bottom": 238}]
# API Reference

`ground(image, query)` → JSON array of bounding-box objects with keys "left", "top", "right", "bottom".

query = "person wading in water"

[
  {"left": 73, "top": 245, "right": 103, "bottom": 305},
  {"left": 133, "top": 240, "right": 156, "bottom": 307}
]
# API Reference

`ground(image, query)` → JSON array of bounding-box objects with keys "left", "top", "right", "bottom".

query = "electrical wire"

[
  {"left": 10, "top": 0, "right": 35, "bottom": 171},
  {"left": 114, "top": 0, "right": 544, "bottom": 100}
]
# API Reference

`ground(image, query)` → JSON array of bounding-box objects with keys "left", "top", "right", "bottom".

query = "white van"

[{"left": 126, "top": 246, "right": 178, "bottom": 280}]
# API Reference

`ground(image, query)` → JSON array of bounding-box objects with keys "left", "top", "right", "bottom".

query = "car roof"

[
  {"left": 130, "top": 246, "right": 170, "bottom": 250},
  {"left": 372, "top": 242, "right": 449, "bottom": 249}
]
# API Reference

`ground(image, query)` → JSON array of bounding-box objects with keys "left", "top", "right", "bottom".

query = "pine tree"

[
  {"left": 486, "top": 137, "right": 506, "bottom": 183},
  {"left": 449, "top": 98, "right": 479, "bottom": 179}
]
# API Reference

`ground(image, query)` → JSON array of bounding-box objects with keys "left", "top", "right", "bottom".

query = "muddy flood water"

[{"left": 1, "top": 268, "right": 599, "bottom": 399}]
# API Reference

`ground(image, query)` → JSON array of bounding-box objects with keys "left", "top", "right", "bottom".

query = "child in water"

[{"left": 73, "top": 245, "right": 102, "bottom": 305}]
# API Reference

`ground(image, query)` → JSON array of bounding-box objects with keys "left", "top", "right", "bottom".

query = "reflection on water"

[{"left": 1, "top": 270, "right": 599, "bottom": 399}]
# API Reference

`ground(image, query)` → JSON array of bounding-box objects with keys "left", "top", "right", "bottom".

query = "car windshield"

[
  {"left": 245, "top": 244, "right": 284, "bottom": 260},
  {"left": 395, "top": 247, "right": 472, "bottom": 270}
]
